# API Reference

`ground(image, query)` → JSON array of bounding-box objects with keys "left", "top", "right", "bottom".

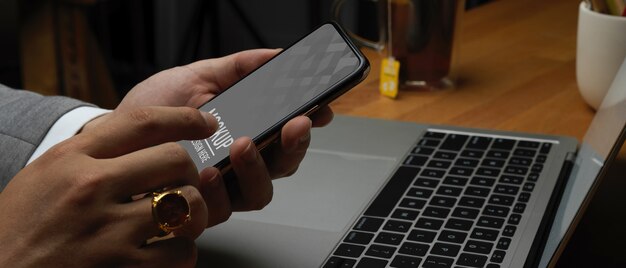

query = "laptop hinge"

[{"left": 524, "top": 152, "right": 576, "bottom": 268}]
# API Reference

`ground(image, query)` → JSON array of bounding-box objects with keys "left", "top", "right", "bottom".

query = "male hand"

[
  {"left": 0, "top": 107, "right": 218, "bottom": 267},
  {"left": 86, "top": 49, "right": 334, "bottom": 227}
]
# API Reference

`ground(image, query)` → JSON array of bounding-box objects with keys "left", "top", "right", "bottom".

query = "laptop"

[{"left": 194, "top": 62, "right": 626, "bottom": 267}]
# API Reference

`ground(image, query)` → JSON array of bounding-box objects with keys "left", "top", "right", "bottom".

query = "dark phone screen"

[{"left": 180, "top": 23, "right": 363, "bottom": 170}]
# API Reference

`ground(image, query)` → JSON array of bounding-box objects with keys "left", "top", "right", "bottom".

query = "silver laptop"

[{"left": 194, "top": 62, "right": 626, "bottom": 267}]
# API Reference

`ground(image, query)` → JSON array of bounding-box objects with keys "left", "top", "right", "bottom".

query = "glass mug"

[{"left": 332, "top": 0, "right": 464, "bottom": 90}]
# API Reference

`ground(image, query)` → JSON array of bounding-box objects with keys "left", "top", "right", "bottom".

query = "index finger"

[{"left": 80, "top": 106, "right": 217, "bottom": 158}]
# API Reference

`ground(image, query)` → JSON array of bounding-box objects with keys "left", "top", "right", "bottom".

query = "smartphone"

[{"left": 180, "top": 22, "right": 370, "bottom": 171}]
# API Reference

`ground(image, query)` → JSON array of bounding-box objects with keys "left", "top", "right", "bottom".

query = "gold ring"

[{"left": 151, "top": 190, "right": 191, "bottom": 235}]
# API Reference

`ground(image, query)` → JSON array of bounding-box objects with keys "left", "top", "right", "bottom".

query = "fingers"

[
  {"left": 186, "top": 49, "right": 280, "bottom": 93},
  {"left": 228, "top": 137, "right": 273, "bottom": 211},
  {"left": 124, "top": 185, "right": 208, "bottom": 243},
  {"left": 80, "top": 106, "right": 217, "bottom": 158},
  {"left": 106, "top": 142, "right": 201, "bottom": 199},
  {"left": 198, "top": 167, "right": 232, "bottom": 227},
  {"left": 310, "top": 105, "right": 334, "bottom": 127},
  {"left": 265, "top": 116, "right": 312, "bottom": 178}
]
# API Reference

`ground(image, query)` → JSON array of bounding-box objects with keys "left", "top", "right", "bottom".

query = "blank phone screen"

[{"left": 180, "top": 23, "right": 364, "bottom": 170}]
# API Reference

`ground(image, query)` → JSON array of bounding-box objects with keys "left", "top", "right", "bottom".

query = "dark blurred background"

[{"left": 0, "top": 0, "right": 489, "bottom": 107}]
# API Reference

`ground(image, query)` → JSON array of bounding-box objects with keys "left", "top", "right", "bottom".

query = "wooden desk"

[
  {"left": 332, "top": 0, "right": 594, "bottom": 140},
  {"left": 332, "top": 0, "right": 626, "bottom": 266}
]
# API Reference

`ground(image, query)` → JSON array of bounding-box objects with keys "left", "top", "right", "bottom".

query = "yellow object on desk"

[{"left": 379, "top": 57, "right": 400, "bottom": 98}]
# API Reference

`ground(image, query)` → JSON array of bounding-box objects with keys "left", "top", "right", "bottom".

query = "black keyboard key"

[
  {"left": 438, "top": 230, "right": 468, "bottom": 243},
  {"left": 449, "top": 167, "right": 474, "bottom": 176},
  {"left": 425, "top": 131, "right": 446, "bottom": 139},
  {"left": 415, "top": 178, "right": 440, "bottom": 188},
  {"left": 399, "top": 198, "right": 426, "bottom": 210},
  {"left": 458, "top": 197, "right": 486, "bottom": 208},
  {"left": 502, "top": 225, "right": 517, "bottom": 237},
  {"left": 431, "top": 242, "right": 461, "bottom": 257},
  {"left": 504, "top": 166, "right": 528, "bottom": 176},
  {"left": 399, "top": 242, "right": 430, "bottom": 256},
  {"left": 513, "top": 148, "right": 536, "bottom": 158},
  {"left": 391, "top": 255, "right": 422, "bottom": 268},
  {"left": 513, "top": 203, "right": 527, "bottom": 213},
  {"left": 428, "top": 160, "right": 452, "bottom": 169},
  {"left": 517, "top": 141, "right": 540, "bottom": 148},
  {"left": 464, "top": 240, "right": 494, "bottom": 254},
  {"left": 375, "top": 232, "right": 405, "bottom": 245},
  {"left": 489, "top": 194, "right": 515, "bottom": 206},
  {"left": 500, "top": 175, "right": 524, "bottom": 185},
  {"left": 508, "top": 214, "right": 522, "bottom": 225},
  {"left": 407, "top": 187, "right": 433, "bottom": 199},
  {"left": 364, "top": 166, "right": 419, "bottom": 217},
  {"left": 531, "top": 164, "right": 544, "bottom": 173},
  {"left": 536, "top": 154, "right": 547, "bottom": 163},
  {"left": 492, "top": 138, "right": 515, "bottom": 150},
  {"left": 356, "top": 257, "right": 388, "bottom": 268},
  {"left": 491, "top": 250, "right": 506, "bottom": 263},
  {"left": 487, "top": 264, "right": 501, "bottom": 268},
  {"left": 324, "top": 256, "right": 357, "bottom": 268},
  {"left": 430, "top": 196, "right": 457, "bottom": 208},
  {"left": 413, "top": 146, "right": 435, "bottom": 156},
  {"left": 437, "top": 186, "right": 463, "bottom": 197},
  {"left": 452, "top": 207, "right": 480, "bottom": 219},
  {"left": 423, "top": 207, "right": 451, "bottom": 218},
  {"left": 391, "top": 209, "right": 419, "bottom": 221},
  {"left": 344, "top": 231, "right": 374, "bottom": 244},
  {"left": 470, "top": 177, "right": 496, "bottom": 187},
  {"left": 476, "top": 167, "right": 500, "bottom": 177},
  {"left": 494, "top": 184, "right": 520, "bottom": 195},
  {"left": 415, "top": 218, "right": 444, "bottom": 230},
  {"left": 497, "top": 237, "right": 512, "bottom": 250},
  {"left": 482, "top": 158, "right": 505, "bottom": 168},
  {"left": 421, "top": 169, "right": 446, "bottom": 178},
  {"left": 434, "top": 151, "right": 457, "bottom": 160},
  {"left": 477, "top": 216, "right": 505, "bottom": 229},
  {"left": 509, "top": 157, "right": 532, "bottom": 166},
  {"left": 467, "top": 136, "right": 492, "bottom": 150},
  {"left": 457, "top": 253, "right": 488, "bottom": 268},
  {"left": 354, "top": 217, "right": 384, "bottom": 232},
  {"left": 445, "top": 218, "right": 473, "bottom": 231},
  {"left": 384, "top": 220, "right": 412, "bottom": 233},
  {"left": 523, "top": 182, "right": 536, "bottom": 192},
  {"left": 455, "top": 158, "right": 479, "bottom": 167},
  {"left": 483, "top": 205, "right": 510, "bottom": 218},
  {"left": 461, "top": 150, "right": 484, "bottom": 158},
  {"left": 418, "top": 139, "right": 441, "bottom": 148},
  {"left": 540, "top": 143, "right": 553, "bottom": 154},
  {"left": 518, "top": 192, "right": 531, "bottom": 202},
  {"left": 404, "top": 155, "right": 427, "bottom": 166},
  {"left": 423, "top": 256, "right": 454, "bottom": 268},
  {"left": 527, "top": 173, "right": 540, "bottom": 182},
  {"left": 413, "top": 178, "right": 439, "bottom": 188},
  {"left": 465, "top": 186, "right": 491, "bottom": 197},
  {"left": 408, "top": 229, "right": 437, "bottom": 243},
  {"left": 471, "top": 228, "right": 499, "bottom": 241},
  {"left": 486, "top": 150, "right": 510, "bottom": 159},
  {"left": 365, "top": 244, "right": 396, "bottom": 259},
  {"left": 440, "top": 134, "right": 469, "bottom": 151},
  {"left": 443, "top": 176, "right": 468, "bottom": 186},
  {"left": 335, "top": 243, "right": 366, "bottom": 258}
]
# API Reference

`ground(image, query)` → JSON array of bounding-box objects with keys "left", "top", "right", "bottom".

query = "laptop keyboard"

[{"left": 323, "top": 130, "right": 553, "bottom": 268}]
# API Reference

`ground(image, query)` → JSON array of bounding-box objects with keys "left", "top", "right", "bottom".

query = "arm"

[{"left": 0, "top": 84, "right": 95, "bottom": 189}]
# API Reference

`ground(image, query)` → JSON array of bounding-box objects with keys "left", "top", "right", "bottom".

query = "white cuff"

[{"left": 27, "top": 106, "right": 111, "bottom": 165}]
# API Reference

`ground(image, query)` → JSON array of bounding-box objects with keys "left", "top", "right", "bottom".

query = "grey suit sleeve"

[{"left": 0, "top": 84, "right": 95, "bottom": 190}]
